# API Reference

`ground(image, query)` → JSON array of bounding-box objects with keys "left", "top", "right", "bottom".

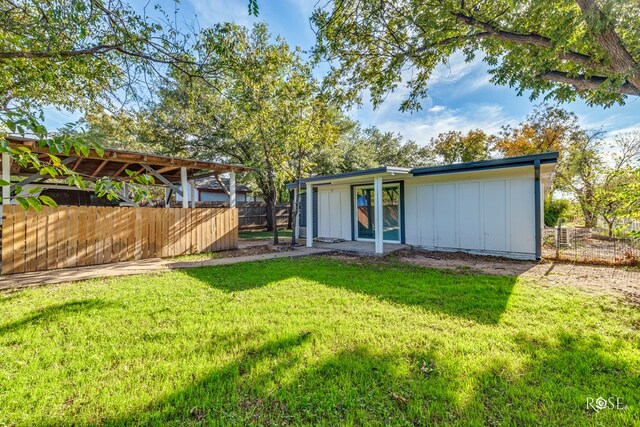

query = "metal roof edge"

[
  {"left": 410, "top": 152, "right": 559, "bottom": 176},
  {"left": 285, "top": 166, "right": 411, "bottom": 189}
]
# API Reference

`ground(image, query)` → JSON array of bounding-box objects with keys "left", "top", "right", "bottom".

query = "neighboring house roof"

[
  {"left": 194, "top": 176, "right": 253, "bottom": 193},
  {"left": 286, "top": 152, "right": 559, "bottom": 189}
]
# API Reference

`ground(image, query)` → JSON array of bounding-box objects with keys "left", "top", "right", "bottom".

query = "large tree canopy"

[
  {"left": 312, "top": 0, "right": 640, "bottom": 109},
  {"left": 0, "top": 0, "right": 214, "bottom": 208}
]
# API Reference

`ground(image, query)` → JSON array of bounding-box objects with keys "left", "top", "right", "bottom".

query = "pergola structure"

[{"left": 2, "top": 136, "right": 250, "bottom": 208}]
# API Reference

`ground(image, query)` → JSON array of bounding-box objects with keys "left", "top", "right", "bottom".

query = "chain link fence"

[{"left": 543, "top": 223, "right": 640, "bottom": 266}]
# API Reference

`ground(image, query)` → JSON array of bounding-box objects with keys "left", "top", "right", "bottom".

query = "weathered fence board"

[
  {"left": 1, "top": 206, "right": 238, "bottom": 274},
  {"left": 171, "top": 201, "right": 290, "bottom": 230}
]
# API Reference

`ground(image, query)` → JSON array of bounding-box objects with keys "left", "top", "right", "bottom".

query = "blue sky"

[{"left": 46, "top": 0, "right": 640, "bottom": 144}]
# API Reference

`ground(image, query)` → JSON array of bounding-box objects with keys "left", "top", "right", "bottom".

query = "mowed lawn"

[{"left": 1, "top": 258, "right": 638, "bottom": 426}]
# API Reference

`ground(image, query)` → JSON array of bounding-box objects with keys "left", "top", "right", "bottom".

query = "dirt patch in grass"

[
  {"left": 331, "top": 248, "right": 640, "bottom": 306},
  {"left": 394, "top": 248, "right": 537, "bottom": 276}
]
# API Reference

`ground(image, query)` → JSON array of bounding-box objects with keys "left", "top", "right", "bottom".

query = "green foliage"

[
  {"left": 495, "top": 105, "right": 580, "bottom": 157},
  {"left": 312, "top": 0, "right": 640, "bottom": 110},
  {"left": 544, "top": 198, "right": 569, "bottom": 226},
  {"left": 313, "top": 121, "right": 434, "bottom": 174},
  {"left": 430, "top": 129, "right": 491, "bottom": 164},
  {"left": 1, "top": 257, "right": 638, "bottom": 424},
  {"left": 0, "top": 0, "right": 207, "bottom": 210}
]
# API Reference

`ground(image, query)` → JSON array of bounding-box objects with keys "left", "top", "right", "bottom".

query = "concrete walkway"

[{"left": 0, "top": 247, "right": 332, "bottom": 291}]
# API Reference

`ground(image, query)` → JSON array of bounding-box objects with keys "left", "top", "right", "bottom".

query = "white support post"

[
  {"left": 2, "top": 152, "right": 11, "bottom": 205},
  {"left": 229, "top": 171, "right": 236, "bottom": 208},
  {"left": 180, "top": 167, "right": 188, "bottom": 208},
  {"left": 293, "top": 187, "right": 300, "bottom": 240},
  {"left": 306, "top": 182, "right": 313, "bottom": 247},
  {"left": 190, "top": 180, "right": 196, "bottom": 208},
  {"left": 374, "top": 176, "right": 384, "bottom": 254}
]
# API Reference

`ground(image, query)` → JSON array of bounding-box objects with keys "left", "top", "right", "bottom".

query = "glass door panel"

[
  {"left": 356, "top": 188, "right": 375, "bottom": 239},
  {"left": 354, "top": 184, "right": 401, "bottom": 242},
  {"left": 382, "top": 186, "right": 400, "bottom": 242}
]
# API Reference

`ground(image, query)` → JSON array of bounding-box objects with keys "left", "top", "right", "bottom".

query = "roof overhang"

[
  {"left": 4, "top": 136, "right": 250, "bottom": 184},
  {"left": 411, "top": 152, "right": 559, "bottom": 177},
  {"left": 286, "top": 166, "right": 411, "bottom": 189},
  {"left": 286, "top": 153, "right": 559, "bottom": 190}
]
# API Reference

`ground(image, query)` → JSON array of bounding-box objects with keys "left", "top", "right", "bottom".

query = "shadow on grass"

[
  {"left": 0, "top": 299, "right": 110, "bottom": 335},
  {"left": 92, "top": 330, "right": 636, "bottom": 426},
  {"left": 182, "top": 257, "right": 517, "bottom": 324}
]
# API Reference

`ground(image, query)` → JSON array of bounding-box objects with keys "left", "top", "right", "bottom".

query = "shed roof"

[
  {"left": 286, "top": 152, "right": 559, "bottom": 189},
  {"left": 5, "top": 136, "right": 250, "bottom": 183}
]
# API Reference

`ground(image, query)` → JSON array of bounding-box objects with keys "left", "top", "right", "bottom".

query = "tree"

[
  {"left": 555, "top": 130, "right": 603, "bottom": 227},
  {"left": 312, "top": 120, "right": 434, "bottom": 174},
  {"left": 1, "top": 0, "right": 216, "bottom": 208},
  {"left": 430, "top": 129, "right": 491, "bottom": 164},
  {"left": 556, "top": 130, "right": 640, "bottom": 229},
  {"left": 134, "top": 23, "right": 342, "bottom": 244},
  {"left": 495, "top": 105, "right": 580, "bottom": 156},
  {"left": 312, "top": 0, "right": 640, "bottom": 110},
  {"left": 593, "top": 132, "right": 640, "bottom": 234}
]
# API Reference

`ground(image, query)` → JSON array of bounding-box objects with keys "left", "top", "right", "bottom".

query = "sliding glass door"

[{"left": 354, "top": 184, "right": 401, "bottom": 243}]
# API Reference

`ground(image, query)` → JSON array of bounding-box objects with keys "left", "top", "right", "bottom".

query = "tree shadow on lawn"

[
  {"left": 0, "top": 299, "right": 112, "bottom": 335},
  {"left": 183, "top": 257, "right": 517, "bottom": 324},
  {"left": 92, "top": 330, "right": 636, "bottom": 426}
]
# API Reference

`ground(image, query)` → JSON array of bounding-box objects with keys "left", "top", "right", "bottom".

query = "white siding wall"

[
  {"left": 405, "top": 176, "right": 536, "bottom": 259},
  {"left": 317, "top": 186, "right": 351, "bottom": 240}
]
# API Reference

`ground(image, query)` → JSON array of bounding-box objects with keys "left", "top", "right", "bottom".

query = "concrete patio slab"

[{"left": 313, "top": 240, "right": 408, "bottom": 255}]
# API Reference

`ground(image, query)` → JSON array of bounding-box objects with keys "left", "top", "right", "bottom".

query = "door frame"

[{"left": 351, "top": 181, "right": 404, "bottom": 244}]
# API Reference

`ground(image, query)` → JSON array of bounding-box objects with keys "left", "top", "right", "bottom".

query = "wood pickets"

[{"left": 1, "top": 207, "right": 236, "bottom": 274}]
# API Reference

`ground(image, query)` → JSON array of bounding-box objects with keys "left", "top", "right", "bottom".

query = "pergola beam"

[
  {"left": 213, "top": 174, "right": 231, "bottom": 196},
  {"left": 140, "top": 163, "right": 183, "bottom": 196},
  {"left": 72, "top": 158, "right": 83, "bottom": 172},
  {"left": 113, "top": 162, "right": 131, "bottom": 178},
  {"left": 91, "top": 159, "right": 109, "bottom": 177}
]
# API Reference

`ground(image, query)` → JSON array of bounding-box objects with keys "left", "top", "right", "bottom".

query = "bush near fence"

[
  {"left": 171, "top": 201, "right": 290, "bottom": 230},
  {"left": 543, "top": 225, "right": 640, "bottom": 266}
]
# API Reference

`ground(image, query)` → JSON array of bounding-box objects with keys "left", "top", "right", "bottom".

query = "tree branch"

[
  {"left": 454, "top": 13, "right": 608, "bottom": 72},
  {"left": 542, "top": 70, "right": 640, "bottom": 96}
]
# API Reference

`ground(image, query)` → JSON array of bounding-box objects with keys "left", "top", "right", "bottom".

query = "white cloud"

[
  {"left": 427, "top": 52, "right": 486, "bottom": 86},
  {"left": 428, "top": 105, "right": 446, "bottom": 113},
  {"left": 370, "top": 104, "right": 516, "bottom": 145}
]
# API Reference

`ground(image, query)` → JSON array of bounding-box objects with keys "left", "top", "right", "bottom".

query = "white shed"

[{"left": 289, "top": 153, "right": 558, "bottom": 260}]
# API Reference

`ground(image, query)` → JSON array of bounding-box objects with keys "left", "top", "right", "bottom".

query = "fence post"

[{"left": 556, "top": 218, "right": 562, "bottom": 259}]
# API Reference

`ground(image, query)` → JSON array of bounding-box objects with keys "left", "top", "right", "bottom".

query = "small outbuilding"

[{"left": 290, "top": 152, "right": 558, "bottom": 260}]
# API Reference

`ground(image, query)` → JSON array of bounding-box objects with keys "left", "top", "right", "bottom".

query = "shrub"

[{"left": 544, "top": 198, "right": 569, "bottom": 226}]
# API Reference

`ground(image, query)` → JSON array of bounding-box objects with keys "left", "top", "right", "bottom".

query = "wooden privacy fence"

[
  {"left": 173, "top": 202, "right": 291, "bottom": 230},
  {"left": 1, "top": 205, "right": 238, "bottom": 274}
]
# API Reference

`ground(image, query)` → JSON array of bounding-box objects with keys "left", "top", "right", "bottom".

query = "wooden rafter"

[
  {"left": 113, "top": 162, "right": 131, "bottom": 177},
  {"left": 72, "top": 158, "right": 83, "bottom": 171},
  {"left": 91, "top": 160, "right": 109, "bottom": 177}
]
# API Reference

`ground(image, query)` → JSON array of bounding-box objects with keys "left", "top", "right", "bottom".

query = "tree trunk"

[
  {"left": 287, "top": 189, "right": 294, "bottom": 230},
  {"left": 265, "top": 203, "right": 274, "bottom": 231}
]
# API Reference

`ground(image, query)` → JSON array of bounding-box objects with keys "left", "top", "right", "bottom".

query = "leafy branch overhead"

[
  {"left": 0, "top": 0, "right": 217, "bottom": 209},
  {"left": 311, "top": 0, "right": 640, "bottom": 109}
]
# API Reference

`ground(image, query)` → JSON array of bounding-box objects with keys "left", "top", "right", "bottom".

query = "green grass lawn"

[
  {"left": 1, "top": 257, "right": 638, "bottom": 426},
  {"left": 238, "top": 229, "right": 292, "bottom": 240}
]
